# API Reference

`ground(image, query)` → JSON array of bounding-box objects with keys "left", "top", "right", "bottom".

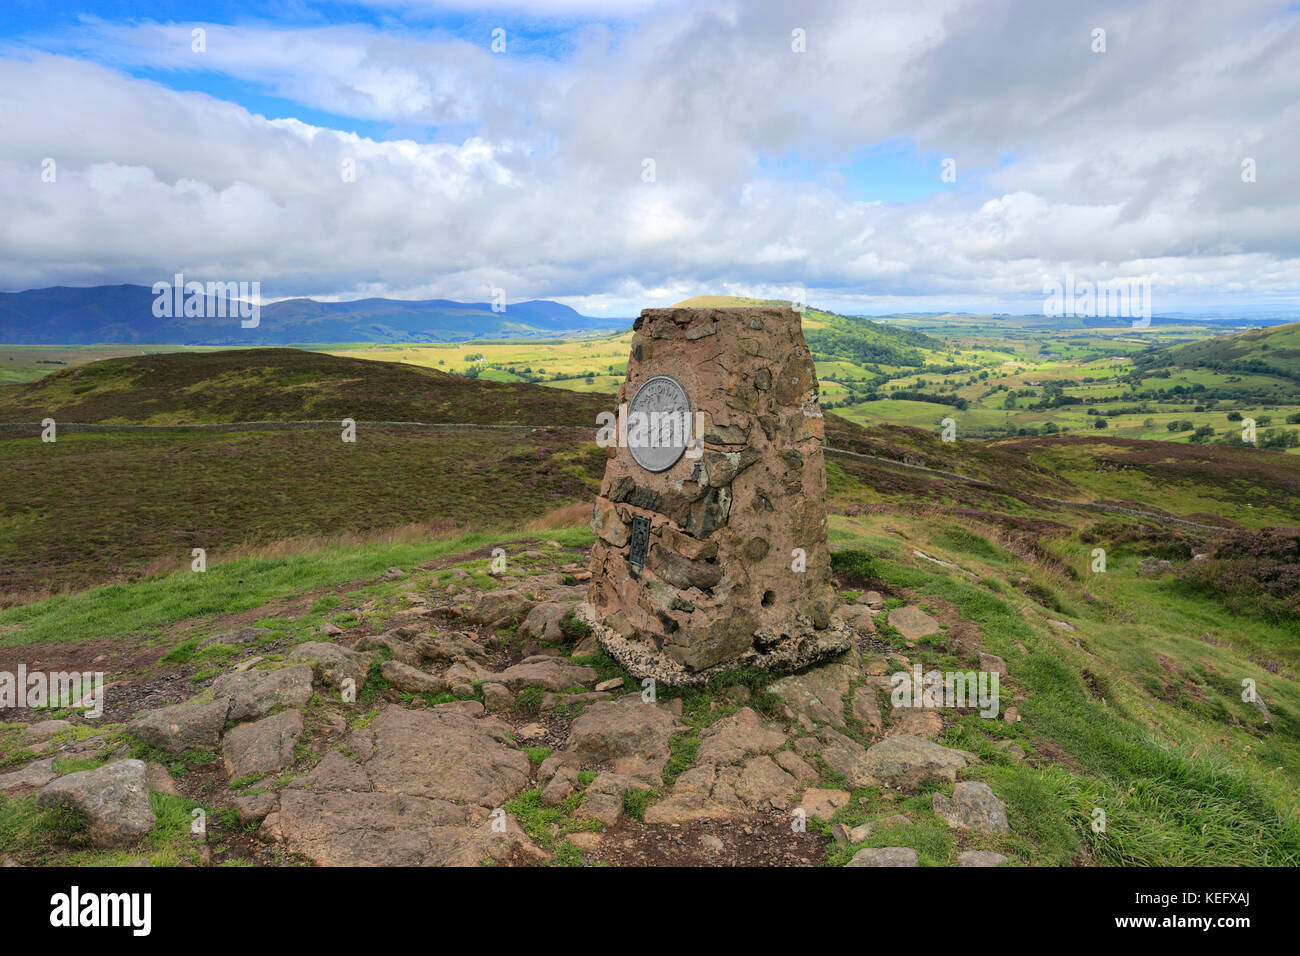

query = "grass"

[
  {"left": 827, "top": 510, "right": 1300, "bottom": 866},
  {"left": 0, "top": 426, "right": 604, "bottom": 596},
  {"left": 0, "top": 526, "right": 596, "bottom": 646},
  {"left": 0, "top": 790, "right": 213, "bottom": 866},
  {"left": 503, "top": 787, "right": 601, "bottom": 865}
]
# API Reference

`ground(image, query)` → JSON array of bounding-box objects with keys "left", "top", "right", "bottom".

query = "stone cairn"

[{"left": 581, "top": 306, "right": 852, "bottom": 685}]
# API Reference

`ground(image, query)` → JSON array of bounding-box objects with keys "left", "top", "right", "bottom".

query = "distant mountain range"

[{"left": 0, "top": 285, "right": 628, "bottom": 344}]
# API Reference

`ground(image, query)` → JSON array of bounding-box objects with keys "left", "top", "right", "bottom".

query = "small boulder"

[
  {"left": 564, "top": 699, "right": 682, "bottom": 773},
  {"left": 1137, "top": 558, "right": 1174, "bottom": 576},
  {"left": 380, "top": 660, "right": 445, "bottom": 695},
  {"left": 356, "top": 632, "right": 423, "bottom": 666},
  {"left": 576, "top": 791, "right": 623, "bottom": 827},
  {"left": 0, "top": 757, "right": 58, "bottom": 792},
  {"left": 36, "top": 759, "right": 155, "bottom": 847},
  {"left": 886, "top": 709, "right": 944, "bottom": 739},
  {"left": 211, "top": 665, "right": 313, "bottom": 723},
  {"left": 888, "top": 606, "right": 941, "bottom": 641},
  {"left": 481, "top": 682, "right": 514, "bottom": 711},
  {"left": 845, "top": 846, "right": 919, "bottom": 867},
  {"left": 797, "top": 787, "right": 850, "bottom": 821},
  {"left": 834, "top": 603, "right": 876, "bottom": 633},
  {"left": 957, "top": 849, "right": 1008, "bottom": 867},
  {"left": 288, "top": 642, "right": 373, "bottom": 690},
  {"left": 932, "top": 781, "right": 1010, "bottom": 833},
  {"left": 467, "top": 588, "right": 535, "bottom": 625},
  {"left": 735, "top": 755, "right": 798, "bottom": 810},
  {"left": 859, "top": 734, "right": 972, "bottom": 791},
  {"left": 540, "top": 766, "right": 579, "bottom": 807},
  {"left": 496, "top": 659, "right": 597, "bottom": 692},
  {"left": 222, "top": 710, "right": 304, "bottom": 780},
  {"left": 128, "top": 698, "right": 230, "bottom": 755},
  {"left": 145, "top": 762, "right": 181, "bottom": 797},
  {"left": 518, "top": 602, "right": 571, "bottom": 643},
  {"left": 232, "top": 792, "right": 278, "bottom": 825}
]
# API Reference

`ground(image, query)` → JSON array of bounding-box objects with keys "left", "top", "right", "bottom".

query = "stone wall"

[{"left": 585, "top": 306, "right": 851, "bottom": 685}]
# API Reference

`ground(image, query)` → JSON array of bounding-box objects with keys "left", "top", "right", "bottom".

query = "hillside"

[
  {"left": 5, "top": 347, "right": 1300, "bottom": 597},
  {"left": 1, "top": 470, "right": 1296, "bottom": 868},
  {"left": 0, "top": 348, "right": 609, "bottom": 426},
  {"left": 671, "top": 295, "right": 941, "bottom": 368},
  {"left": 0, "top": 285, "right": 627, "bottom": 345},
  {"left": 1137, "top": 320, "right": 1300, "bottom": 383}
]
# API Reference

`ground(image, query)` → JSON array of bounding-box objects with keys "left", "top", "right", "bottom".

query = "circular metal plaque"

[{"left": 627, "top": 374, "right": 692, "bottom": 472}]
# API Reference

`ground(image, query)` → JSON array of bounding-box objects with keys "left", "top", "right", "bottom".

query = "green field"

[{"left": 8, "top": 304, "right": 1297, "bottom": 457}]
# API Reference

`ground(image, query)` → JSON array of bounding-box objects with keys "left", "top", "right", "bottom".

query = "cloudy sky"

[{"left": 1, "top": 0, "right": 1297, "bottom": 316}]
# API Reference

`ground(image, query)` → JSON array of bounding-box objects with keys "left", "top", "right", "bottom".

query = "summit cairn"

[{"left": 580, "top": 306, "right": 851, "bottom": 685}]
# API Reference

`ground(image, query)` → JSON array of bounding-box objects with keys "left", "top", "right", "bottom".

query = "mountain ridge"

[{"left": 0, "top": 284, "right": 627, "bottom": 345}]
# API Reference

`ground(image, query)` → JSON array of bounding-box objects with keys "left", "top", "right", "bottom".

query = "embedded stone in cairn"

[{"left": 582, "top": 306, "right": 851, "bottom": 685}]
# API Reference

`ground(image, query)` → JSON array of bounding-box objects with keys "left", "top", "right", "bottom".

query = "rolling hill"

[
  {"left": 671, "top": 295, "right": 941, "bottom": 368},
  {"left": 0, "top": 285, "right": 627, "bottom": 345},
  {"left": 0, "top": 348, "right": 610, "bottom": 426},
  {"left": 1137, "top": 320, "right": 1300, "bottom": 382}
]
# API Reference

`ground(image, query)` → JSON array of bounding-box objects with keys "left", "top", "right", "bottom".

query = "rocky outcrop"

[
  {"left": 0, "top": 757, "right": 58, "bottom": 792},
  {"left": 564, "top": 699, "right": 683, "bottom": 775},
  {"left": 858, "top": 734, "right": 972, "bottom": 790},
  {"left": 695, "top": 707, "right": 788, "bottom": 765},
  {"left": 380, "top": 660, "right": 445, "bottom": 694},
  {"left": 348, "top": 706, "right": 529, "bottom": 807},
  {"left": 262, "top": 790, "right": 546, "bottom": 867},
  {"left": 771, "top": 651, "right": 858, "bottom": 728},
  {"left": 817, "top": 728, "right": 972, "bottom": 790},
  {"left": 467, "top": 589, "right": 535, "bottom": 625},
  {"left": 518, "top": 602, "right": 572, "bottom": 643}
]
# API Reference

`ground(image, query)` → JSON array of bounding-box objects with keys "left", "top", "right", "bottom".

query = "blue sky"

[{"left": 1, "top": 0, "right": 1298, "bottom": 316}]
